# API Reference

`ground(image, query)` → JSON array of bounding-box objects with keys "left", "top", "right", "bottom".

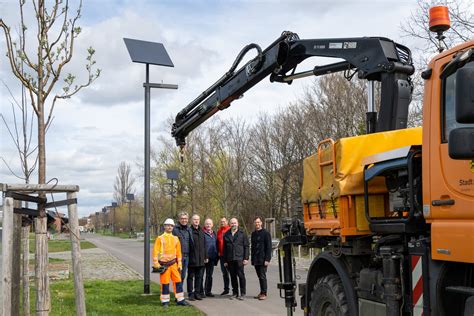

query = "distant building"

[
  {"left": 78, "top": 217, "right": 88, "bottom": 226},
  {"left": 47, "top": 211, "right": 69, "bottom": 233}
]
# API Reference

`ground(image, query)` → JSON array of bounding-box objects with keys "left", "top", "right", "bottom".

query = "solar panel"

[{"left": 123, "top": 38, "right": 174, "bottom": 67}]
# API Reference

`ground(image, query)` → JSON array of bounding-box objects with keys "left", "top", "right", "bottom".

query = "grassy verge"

[
  {"left": 29, "top": 258, "right": 66, "bottom": 264},
  {"left": 29, "top": 239, "right": 97, "bottom": 253},
  {"left": 97, "top": 230, "right": 156, "bottom": 241},
  {"left": 97, "top": 230, "right": 132, "bottom": 239},
  {"left": 30, "top": 280, "right": 203, "bottom": 315}
]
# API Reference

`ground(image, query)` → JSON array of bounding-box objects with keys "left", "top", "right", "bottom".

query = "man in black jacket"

[
  {"left": 187, "top": 214, "right": 208, "bottom": 301},
  {"left": 251, "top": 216, "right": 272, "bottom": 300},
  {"left": 223, "top": 217, "right": 249, "bottom": 300}
]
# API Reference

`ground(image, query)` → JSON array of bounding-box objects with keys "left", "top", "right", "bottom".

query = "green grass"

[
  {"left": 97, "top": 230, "right": 156, "bottom": 241},
  {"left": 29, "top": 239, "right": 97, "bottom": 253},
  {"left": 29, "top": 258, "right": 66, "bottom": 264},
  {"left": 30, "top": 280, "right": 203, "bottom": 315},
  {"left": 97, "top": 230, "right": 133, "bottom": 239}
]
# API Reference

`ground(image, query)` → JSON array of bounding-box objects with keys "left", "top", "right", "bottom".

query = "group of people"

[{"left": 152, "top": 212, "right": 273, "bottom": 308}]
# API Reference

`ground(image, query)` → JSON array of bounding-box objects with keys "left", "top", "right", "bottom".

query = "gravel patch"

[{"left": 49, "top": 248, "right": 142, "bottom": 281}]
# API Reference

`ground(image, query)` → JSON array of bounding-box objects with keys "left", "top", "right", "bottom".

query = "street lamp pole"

[
  {"left": 144, "top": 63, "right": 151, "bottom": 294},
  {"left": 127, "top": 193, "right": 135, "bottom": 238},
  {"left": 111, "top": 202, "right": 118, "bottom": 235},
  {"left": 166, "top": 169, "right": 179, "bottom": 218},
  {"left": 95, "top": 212, "right": 99, "bottom": 233},
  {"left": 124, "top": 38, "right": 177, "bottom": 295},
  {"left": 102, "top": 207, "right": 107, "bottom": 234},
  {"left": 170, "top": 178, "right": 174, "bottom": 215}
]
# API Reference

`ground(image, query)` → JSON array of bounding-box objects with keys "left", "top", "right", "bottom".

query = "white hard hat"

[{"left": 163, "top": 218, "right": 175, "bottom": 226}]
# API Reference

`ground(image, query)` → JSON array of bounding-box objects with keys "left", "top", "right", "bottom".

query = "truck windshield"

[{"left": 442, "top": 60, "right": 474, "bottom": 143}]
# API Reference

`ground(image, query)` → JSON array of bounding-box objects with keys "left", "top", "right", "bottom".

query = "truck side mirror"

[
  {"left": 449, "top": 128, "right": 474, "bottom": 159},
  {"left": 455, "top": 66, "right": 474, "bottom": 124}
]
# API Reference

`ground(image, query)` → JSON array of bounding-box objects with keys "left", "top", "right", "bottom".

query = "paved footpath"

[{"left": 84, "top": 233, "right": 307, "bottom": 316}]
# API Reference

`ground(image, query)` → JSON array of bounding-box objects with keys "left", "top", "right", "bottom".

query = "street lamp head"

[{"left": 166, "top": 169, "right": 179, "bottom": 180}]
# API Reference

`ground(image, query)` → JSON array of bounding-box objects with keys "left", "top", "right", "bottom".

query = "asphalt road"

[{"left": 84, "top": 234, "right": 306, "bottom": 316}]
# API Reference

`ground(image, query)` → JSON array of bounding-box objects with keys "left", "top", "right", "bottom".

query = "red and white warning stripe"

[{"left": 412, "top": 255, "right": 424, "bottom": 316}]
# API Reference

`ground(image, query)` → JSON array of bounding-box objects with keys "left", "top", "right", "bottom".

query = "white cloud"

[{"left": 1, "top": 0, "right": 431, "bottom": 217}]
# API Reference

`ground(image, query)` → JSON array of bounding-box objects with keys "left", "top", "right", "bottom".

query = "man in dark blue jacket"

[
  {"left": 251, "top": 216, "right": 272, "bottom": 300},
  {"left": 172, "top": 212, "right": 192, "bottom": 290},
  {"left": 202, "top": 218, "right": 218, "bottom": 297}
]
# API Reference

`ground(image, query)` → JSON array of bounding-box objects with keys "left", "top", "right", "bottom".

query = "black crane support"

[{"left": 171, "top": 31, "right": 414, "bottom": 147}]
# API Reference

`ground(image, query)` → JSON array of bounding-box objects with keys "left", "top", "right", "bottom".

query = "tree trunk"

[{"left": 36, "top": 2, "right": 50, "bottom": 314}]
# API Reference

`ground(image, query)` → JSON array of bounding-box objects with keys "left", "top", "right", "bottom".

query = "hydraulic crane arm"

[{"left": 172, "top": 31, "right": 414, "bottom": 148}]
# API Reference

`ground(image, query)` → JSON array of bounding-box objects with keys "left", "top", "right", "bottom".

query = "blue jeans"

[
  {"left": 181, "top": 255, "right": 189, "bottom": 291},
  {"left": 204, "top": 261, "right": 216, "bottom": 294}
]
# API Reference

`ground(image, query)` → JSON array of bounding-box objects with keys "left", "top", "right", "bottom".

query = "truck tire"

[{"left": 309, "top": 274, "right": 349, "bottom": 316}]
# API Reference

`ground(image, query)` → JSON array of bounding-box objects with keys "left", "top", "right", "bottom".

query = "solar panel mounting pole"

[{"left": 124, "top": 38, "right": 178, "bottom": 294}]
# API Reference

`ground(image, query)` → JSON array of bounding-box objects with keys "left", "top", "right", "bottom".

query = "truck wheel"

[{"left": 309, "top": 274, "right": 349, "bottom": 316}]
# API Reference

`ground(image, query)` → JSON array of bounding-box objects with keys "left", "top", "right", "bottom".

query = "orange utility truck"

[{"left": 172, "top": 6, "right": 474, "bottom": 315}]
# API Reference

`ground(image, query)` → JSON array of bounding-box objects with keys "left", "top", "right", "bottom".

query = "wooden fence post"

[
  {"left": 67, "top": 192, "right": 86, "bottom": 316},
  {"left": 35, "top": 216, "right": 50, "bottom": 316},
  {"left": 22, "top": 224, "right": 31, "bottom": 316},
  {"left": 2, "top": 197, "right": 14, "bottom": 316},
  {"left": 12, "top": 201, "right": 22, "bottom": 316}
]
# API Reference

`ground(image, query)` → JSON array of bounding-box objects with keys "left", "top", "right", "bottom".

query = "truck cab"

[{"left": 423, "top": 42, "right": 474, "bottom": 264}]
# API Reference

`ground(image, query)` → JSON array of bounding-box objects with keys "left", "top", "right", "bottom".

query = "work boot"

[
  {"left": 195, "top": 294, "right": 203, "bottom": 300},
  {"left": 258, "top": 294, "right": 267, "bottom": 300},
  {"left": 253, "top": 293, "right": 262, "bottom": 299},
  {"left": 188, "top": 293, "right": 196, "bottom": 301},
  {"left": 220, "top": 290, "right": 229, "bottom": 296},
  {"left": 206, "top": 292, "right": 215, "bottom": 297},
  {"left": 177, "top": 300, "right": 190, "bottom": 306}
]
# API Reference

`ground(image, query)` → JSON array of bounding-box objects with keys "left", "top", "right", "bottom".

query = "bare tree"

[
  {"left": 1, "top": 0, "right": 100, "bottom": 187},
  {"left": 1, "top": 81, "right": 37, "bottom": 184},
  {"left": 223, "top": 119, "right": 252, "bottom": 222},
  {"left": 301, "top": 75, "right": 367, "bottom": 140},
  {"left": 0, "top": 80, "right": 36, "bottom": 316},
  {"left": 249, "top": 113, "right": 279, "bottom": 219},
  {"left": 113, "top": 162, "right": 136, "bottom": 206},
  {"left": 401, "top": 0, "right": 473, "bottom": 53},
  {"left": 1, "top": 2, "right": 100, "bottom": 312},
  {"left": 400, "top": 0, "right": 473, "bottom": 126}
]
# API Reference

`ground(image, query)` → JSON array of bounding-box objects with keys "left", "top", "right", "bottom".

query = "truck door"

[{"left": 429, "top": 51, "right": 474, "bottom": 263}]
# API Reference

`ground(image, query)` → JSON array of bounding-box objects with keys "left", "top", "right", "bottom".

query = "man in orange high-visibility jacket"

[{"left": 153, "top": 218, "right": 189, "bottom": 308}]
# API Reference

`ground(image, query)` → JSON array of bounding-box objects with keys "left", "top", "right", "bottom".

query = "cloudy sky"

[{"left": 1, "top": 0, "right": 424, "bottom": 217}]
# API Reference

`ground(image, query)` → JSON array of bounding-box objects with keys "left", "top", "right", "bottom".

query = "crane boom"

[{"left": 171, "top": 31, "right": 414, "bottom": 148}]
